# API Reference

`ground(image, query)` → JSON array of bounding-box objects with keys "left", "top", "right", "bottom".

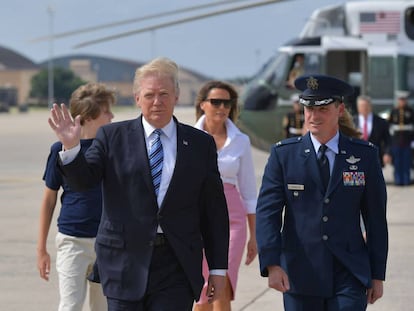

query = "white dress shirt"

[
  {"left": 142, "top": 117, "right": 176, "bottom": 208},
  {"left": 194, "top": 115, "right": 257, "bottom": 214},
  {"left": 358, "top": 113, "right": 373, "bottom": 139}
]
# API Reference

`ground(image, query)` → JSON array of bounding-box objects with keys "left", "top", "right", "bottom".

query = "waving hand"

[{"left": 48, "top": 103, "right": 81, "bottom": 150}]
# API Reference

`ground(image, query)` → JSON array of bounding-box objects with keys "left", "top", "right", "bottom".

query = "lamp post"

[
  {"left": 150, "top": 30, "right": 156, "bottom": 58},
  {"left": 47, "top": 5, "right": 54, "bottom": 109}
]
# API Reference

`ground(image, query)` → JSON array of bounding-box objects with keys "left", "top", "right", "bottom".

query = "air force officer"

[{"left": 256, "top": 75, "right": 388, "bottom": 311}]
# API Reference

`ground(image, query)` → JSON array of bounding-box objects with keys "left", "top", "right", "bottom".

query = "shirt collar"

[
  {"left": 225, "top": 118, "right": 241, "bottom": 140},
  {"left": 194, "top": 114, "right": 241, "bottom": 140},
  {"left": 359, "top": 113, "right": 373, "bottom": 123},
  {"left": 142, "top": 117, "right": 175, "bottom": 140},
  {"left": 310, "top": 131, "right": 339, "bottom": 155}
]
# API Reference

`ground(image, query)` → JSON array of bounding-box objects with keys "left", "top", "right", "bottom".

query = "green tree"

[{"left": 30, "top": 67, "right": 86, "bottom": 105}]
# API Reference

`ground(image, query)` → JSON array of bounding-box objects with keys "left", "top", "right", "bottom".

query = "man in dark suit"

[
  {"left": 48, "top": 58, "right": 229, "bottom": 310},
  {"left": 354, "top": 95, "right": 391, "bottom": 167},
  {"left": 256, "top": 75, "right": 388, "bottom": 311}
]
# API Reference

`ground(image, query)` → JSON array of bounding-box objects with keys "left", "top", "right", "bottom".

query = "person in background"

[
  {"left": 283, "top": 93, "right": 305, "bottom": 138},
  {"left": 287, "top": 54, "right": 305, "bottom": 88},
  {"left": 387, "top": 90, "right": 414, "bottom": 185},
  {"left": 37, "top": 82, "right": 115, "bottom": 311},
  {"left": 354, "top": 95, "right": 391, "bottom": 167},
  {"left": 47, "top": 57, "right": 229, "bottom": 311},
  {"left": 256, "top": 74, "right": 388, "bottom": 311},
  {"left": 194, "top": 81, "right": 257, "bottom": 311}
]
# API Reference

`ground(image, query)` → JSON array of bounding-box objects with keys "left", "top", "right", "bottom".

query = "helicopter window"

[
  {"left": 242, "top": 52, "right": 289, "bottom": 111},
  {"left": 286, "top": 53, "right": 322, "bottom": 88},
  {"left": 369, "top": 57, "right": 394, "bottom": 99},
  {"left": 407, "top": 59, "right": 414, "bottom": 94},
  {"left": 398, "top": 55, "right": 414, "bottom": 95},
  {"left": 260, "top": 52, "right": 288, "bottom": 85},
  {"left": 286, "top": 54, "right": 305, "bottom": 88},
  {"left": 405, "top": 7, "right": 414, "bottom": 40},
  {"left": 251, "top": 53, "right": 278, "bottom": 80},
  {"left": 300, "top": 5, "right": 346, "bottom": 37},
  {"left": 305, "top": 54, "right": 322, "bottom": 74}
]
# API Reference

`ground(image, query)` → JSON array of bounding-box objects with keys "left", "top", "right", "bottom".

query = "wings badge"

[{"left": 346, "top": 155, "right": 361, "bottom": 164}]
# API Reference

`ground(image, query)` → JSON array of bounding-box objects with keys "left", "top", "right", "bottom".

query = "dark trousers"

[
  {"left": 391, "top": 145, "right": 412, "bottom": 185},
  {"left": 107, "top": 240, "right": 194, "bottom": 311},
  {"left": 283, "top": 259, "right": 367, "bottom": 311}
]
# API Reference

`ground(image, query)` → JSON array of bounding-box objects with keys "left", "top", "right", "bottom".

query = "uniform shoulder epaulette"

[
  {"left": 348, "top": 137, "right": 375, "bottom": 148},
  {"left": 274, "top": 136, "right": 302, "bottom": 147}
]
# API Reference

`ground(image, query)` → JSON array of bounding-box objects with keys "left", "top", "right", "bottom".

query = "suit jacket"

[
  {"left": 256, "top": 132, "right": 388, "bottom": 297},
  {"left": 354, "top": 114, "right": 391, "bottom": 166},
  {"left": 60, "top": 115, "right": 229, "bottom": 301}
]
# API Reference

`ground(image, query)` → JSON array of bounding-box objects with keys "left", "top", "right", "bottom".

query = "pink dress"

[{"left": 194, "top": 116, "right": 257, "bottom": 303}]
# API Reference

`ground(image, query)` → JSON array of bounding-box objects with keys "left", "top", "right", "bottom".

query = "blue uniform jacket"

[{"left": 256, "top": 132, "right": 388, "bottom": 297}]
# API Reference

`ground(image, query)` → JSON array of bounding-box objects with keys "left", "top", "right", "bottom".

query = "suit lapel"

[
  {"left": 131, "top": 116, "right": 157, "bottom": 200},
  {"left": 369, "top": 116, "right": 376, "bottom": 140},
  {"left": 159, "top": 119, "right": 190, "bottom": 211}
]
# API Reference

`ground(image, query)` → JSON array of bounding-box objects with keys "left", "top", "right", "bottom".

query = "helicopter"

[{"left": 238, "top": 0, "right": 414, "bottom": 150}]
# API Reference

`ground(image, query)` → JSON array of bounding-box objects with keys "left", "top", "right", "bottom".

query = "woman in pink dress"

[{"left": 194, "top": 81, "right": 257, "bottom": 311}]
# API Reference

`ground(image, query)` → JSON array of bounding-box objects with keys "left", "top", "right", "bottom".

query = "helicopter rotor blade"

[
  {"left": 74, "top": 0, "right": 286, "bottom": 48},
  {"left": 30, "top": 0, "right": 252, "bottom": 42}
]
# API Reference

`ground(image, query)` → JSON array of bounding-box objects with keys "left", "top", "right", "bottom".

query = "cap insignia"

[{"left": 307, "top": 76, "right": 319, "bottom": 90}]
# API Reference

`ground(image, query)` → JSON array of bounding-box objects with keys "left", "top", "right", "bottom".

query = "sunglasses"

[{"left": 204, "top": 98, "right": 234, "bottom": 108}]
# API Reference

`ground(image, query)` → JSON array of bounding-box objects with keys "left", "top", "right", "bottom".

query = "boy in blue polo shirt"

[{"left": 37, "top": 82, "right": 115, "bottom": 311}]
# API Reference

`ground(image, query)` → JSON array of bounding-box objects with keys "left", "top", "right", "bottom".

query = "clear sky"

[{"left": 1, "top": 0, "right": 366, "bottom": 79}]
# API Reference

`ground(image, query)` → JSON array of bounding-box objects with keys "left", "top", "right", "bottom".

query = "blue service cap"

[{"left": 294, "top": 74, "right": 354, "bottom": 106}]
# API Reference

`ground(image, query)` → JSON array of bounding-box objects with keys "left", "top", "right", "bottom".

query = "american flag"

[{"left": 359, "top": 11, "right": 401, "bottom": 34}]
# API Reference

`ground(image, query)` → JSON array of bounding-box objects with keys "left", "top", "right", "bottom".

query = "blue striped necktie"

[{"left": 149, "top": 129, "right": 163, "bottom": 196}]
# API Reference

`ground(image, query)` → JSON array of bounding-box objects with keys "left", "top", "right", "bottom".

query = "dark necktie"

[
  {"left": 149, "top": 129, "right": 163, "bottom": 196},
  {"left": 318, "top": 144, "right": 330, "bottom": 190}
]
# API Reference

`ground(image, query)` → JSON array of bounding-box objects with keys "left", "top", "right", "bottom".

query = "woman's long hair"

[{"left": 339, "top": 108, "right": 361, "bottom": 138}]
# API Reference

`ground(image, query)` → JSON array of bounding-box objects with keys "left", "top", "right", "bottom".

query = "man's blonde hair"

[{"left": 133, "top": 57, "right": 180, "bottom": 96}]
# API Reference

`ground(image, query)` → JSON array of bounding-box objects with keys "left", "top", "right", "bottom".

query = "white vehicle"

[{"left": 239, "top": 0, "right": 414, "bottom": 150}]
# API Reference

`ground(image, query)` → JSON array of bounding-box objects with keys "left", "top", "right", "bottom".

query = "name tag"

[{"left": 287, "top": 184, "right": 305, "bottom": 191}]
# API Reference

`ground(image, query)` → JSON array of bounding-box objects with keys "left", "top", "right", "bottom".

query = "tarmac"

[{"left": 0, "top": 106, "right": 413, "bottom": 310}]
